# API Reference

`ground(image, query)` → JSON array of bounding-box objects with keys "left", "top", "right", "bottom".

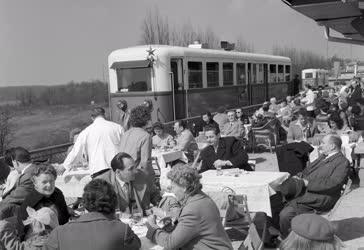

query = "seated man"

[
  {"left": 278, "top": 134, "right": 350, "bottom": 238},
  {"left": 287, "top": 108, "right": 317, "bottom": 143},
  {"left": 198, "top": 125, "right": 252, "bottom": 173},
  {"left": 0, "top": 147, "right": 38, "bottom": 219},
  {"left": 222, "top": 111, "right": 243, "bottom": 138},
  {"left": 173, "top": 120, "right": 198, "bottom": 161},
  {"left": 95, "top": 152, "right": 161, "bottom": 215}
]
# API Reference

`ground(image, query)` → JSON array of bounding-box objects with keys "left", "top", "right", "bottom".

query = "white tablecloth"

[
  {"left": 120, "top": 218, "right": 163, "bottom": 250},
  {"left": 201, "top": 170, "right": 290, "bottom": 216},
  {"left": 55, "top": 169, "right": 91, "bottom": 198}
]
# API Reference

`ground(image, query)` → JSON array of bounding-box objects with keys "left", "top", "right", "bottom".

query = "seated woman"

[
  {"left": 46, "top": 179, "right": 141, "bottom": 250},
  {"left": 152, "top": 122, "right": 174, "bottom": 149},
  {"left": 18, "top": 164, "right": 70, "bottom": 226},
  {"left": 328, "top": 113, "right": 351, "bottom": 135},
  {"left": 280, "top": 213, "right": 343, "bottom": 250},
  {"left": 146, "top": 165, "right": 233, "bottom": 250}
]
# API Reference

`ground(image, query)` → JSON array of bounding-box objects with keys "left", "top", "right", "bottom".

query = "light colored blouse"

[{"left": 152, "top": 133, "right": 174, "bottom": 148}]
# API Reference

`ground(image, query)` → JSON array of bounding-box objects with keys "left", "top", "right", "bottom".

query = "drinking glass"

[
  {"left": 132, "top": 212, "right": 143, "bottom": 224},
  {"left": 216, "top": 165, "right": 223, "bottom": 176}
]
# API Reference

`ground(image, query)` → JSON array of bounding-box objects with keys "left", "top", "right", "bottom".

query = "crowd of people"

[{"left": 0, "top": 76, "right": 363, "bottom": 249}]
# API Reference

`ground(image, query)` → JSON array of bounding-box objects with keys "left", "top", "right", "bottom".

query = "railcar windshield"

[
  {"left": 304, "top": 72, "right": 313, "bottom": 79},
  {"left": 116, "top": 67, "right": 152, "bottom": 92}
]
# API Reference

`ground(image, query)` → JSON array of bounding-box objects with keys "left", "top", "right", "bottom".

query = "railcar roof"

[{"left": 108, "top": 45, "right": 291, "bottom": 63}]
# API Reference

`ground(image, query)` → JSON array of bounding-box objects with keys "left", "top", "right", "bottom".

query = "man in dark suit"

[
  {"left": 198, "top": 124, "right": 251, "bottom": 173},
  {"left": 1, "top": 147, "right": 37, "bottom": 205},
  {"left": 279, "top": 134, "right": 350, "bottom": 238},
  {"left": 0, "top": 147, "right": 37, "bottom": 219},
  {"left": 95, "top": 152, "right": 161, "bottom": 215}
]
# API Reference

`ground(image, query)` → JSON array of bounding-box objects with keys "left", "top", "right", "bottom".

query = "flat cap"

[{"left": 292, "top": 214, "right": 335, "bottom": 241}]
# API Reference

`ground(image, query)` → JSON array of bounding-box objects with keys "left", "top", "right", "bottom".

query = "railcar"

[{"left": 108, "top": 45, "right": 291, "bottom": 122}]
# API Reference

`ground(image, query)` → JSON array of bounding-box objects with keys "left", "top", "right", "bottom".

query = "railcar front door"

[{"left": 170, "top": 59, "right": 185, "bottom": 120}]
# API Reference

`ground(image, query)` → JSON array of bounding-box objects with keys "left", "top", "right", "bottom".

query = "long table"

[
  {"left": 56, "top": 149, "right": 187, "bottom": 199},
  {"left": 201, "top": 170, "right": 290, "bottom": 216}
]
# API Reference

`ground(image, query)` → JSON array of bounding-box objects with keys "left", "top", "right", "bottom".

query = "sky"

[{"left": 1, "top": 0, "right": 364, "bottom": 86}]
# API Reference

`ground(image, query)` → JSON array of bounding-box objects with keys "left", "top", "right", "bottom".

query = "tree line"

[
  {"left": 140, "top": 8, "right": 255, "bottom": 52},
  {"left": 15, "top": 80, "right": 108, "bottom": 106}
]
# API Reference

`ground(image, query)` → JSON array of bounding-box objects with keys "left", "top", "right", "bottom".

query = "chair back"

[{"left": 151, "top": 157, "right": 161, "bottom": 177}]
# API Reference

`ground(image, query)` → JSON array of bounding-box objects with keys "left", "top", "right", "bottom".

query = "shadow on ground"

[{"left": 332, "top": 217, "right": 364, "bottom": 241}]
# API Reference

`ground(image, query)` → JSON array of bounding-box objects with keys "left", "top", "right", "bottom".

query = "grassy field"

[{"left": 9, "top": 104, "right": 109, "bottom": 150}]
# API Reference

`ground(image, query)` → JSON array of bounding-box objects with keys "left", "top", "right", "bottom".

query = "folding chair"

[{"left": 319, "top": 178, "right": 352, "bottom": 220}]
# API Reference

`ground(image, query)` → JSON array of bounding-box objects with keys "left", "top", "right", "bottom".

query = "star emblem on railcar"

[
  {"left": 146, "top": 46, "right": 156, "bottom": 57},
  {"left": 146, "top": 46, "right": 156, "bottom": 64}
]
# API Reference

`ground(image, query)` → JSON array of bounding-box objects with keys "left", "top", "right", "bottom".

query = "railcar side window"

[
  {"left": 206, "top": 62, "right": 219, "bottom": 87},
  {"left": 269, "top": 64, "right": 277, "bottom": 83},
  {"left": 116, "top": 68, "right": 151, "bottom": 92},
  {"left": 285, "top": 65, "right": 291, "bottom": 82},
  {"left": 223, "top": 63, "right": 233, "bottom": 86},
  {"left": 252, "top": 64, "right": 257, "bottom": 83},
  {"left": 236, "top": 63, "right": 246, "bottom": 85},
  {"left": 188, "top": 61, "right": 203, "bottom": 89},
  {"left": 257, "top": 64, "right": 264, "bottom": 84},
  {"left": 278, "top": 64, "right": 284, "bottom": 82}
]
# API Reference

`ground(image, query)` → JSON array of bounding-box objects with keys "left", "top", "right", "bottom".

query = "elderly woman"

[
  {"left": 146, "top": 165, "right": 233, "bottom": 250},
  {"left": 280, "top": 214, "right": 343, "bottom": 250},
  {"left": 18, "top": 164, "right": 70, "bottom": 226},
  {"left": 119, "top": 105, "right": 154, "bottom": 177},
  {"left": 152, "top": 122, "right": 174, "bottom": 149},
  {"left": 46, "top": 179, "right": 141, "bottom": 250}
]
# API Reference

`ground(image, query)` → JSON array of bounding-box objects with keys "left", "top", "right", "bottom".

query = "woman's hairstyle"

[
  {"left": 167, "top": 164, "right": 202, "bottom": 196},
  {"left": 280, "top": 230, "right": 343, "bottom": 250},
  {"left": 201, "top": 111, "right": 212, "bottom": 120},
  {"left": 329, "top": 113, "right": 344, "bottom": 130},
  {"left": 83, "top": 179, "right": 117, "bottom": 214},
  {"left": 175, "top": 120, "right": 187, "bottom": 130},
  {"left": 129, "top": 105, "right": 151, "bottom": 128},
  {"left": 31, "top": 164, "right": 57, "bottom": 180}
]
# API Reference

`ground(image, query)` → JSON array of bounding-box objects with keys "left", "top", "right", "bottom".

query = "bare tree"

[
  {"left": 0, "top": 107, "right": 13, "bottom": 155},
  {"left": 272, "top": 45, "right": 328, "bottom": 76},
  {"left": 140, "top": 8, "right": 221, "bottom": 48},
  {"left": 140, "top": 8, "right": 170, "bottom": 45}
]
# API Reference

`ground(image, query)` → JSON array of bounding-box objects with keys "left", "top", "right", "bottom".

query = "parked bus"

[
  {"left": 108, "top": 45, "right": 291, "bottom": 123},
  {"left": 302, "top": 69, "right": 329, "bottom": 89}
]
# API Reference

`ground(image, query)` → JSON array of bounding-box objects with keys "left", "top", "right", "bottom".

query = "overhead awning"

[
  {"left": 110, "top": 60, "right": 151, "bottom": 69},
  {"left": 283, "top": 0, "right": 364, "bottom": 44}
]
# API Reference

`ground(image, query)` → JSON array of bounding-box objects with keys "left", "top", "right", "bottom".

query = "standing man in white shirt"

[
  {"left": 59, "top": 107, "right": 124, "bottom": 178},
  {"left": 301, "top": 84, "right": 315, "bottom": 109}
]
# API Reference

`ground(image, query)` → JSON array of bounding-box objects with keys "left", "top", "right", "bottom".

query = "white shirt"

[
  {"left": 63, "top": 117, "right": 124, "bottom": 175},
  {"left": 302, "top": 89, "right": 315, "bottom": 106},
  {"left": 325, "top": 151, "right": 339, "bottom": 160}
]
